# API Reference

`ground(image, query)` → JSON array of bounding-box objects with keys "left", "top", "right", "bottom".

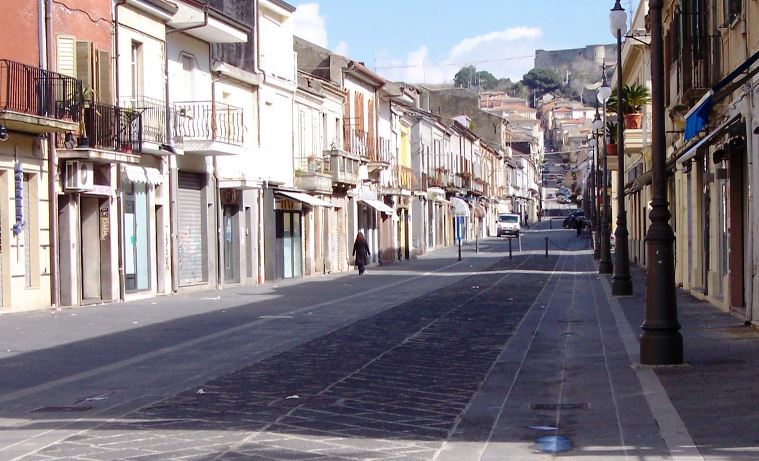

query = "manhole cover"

[
  {"left": 530, "top": 403, "right": 589, "bottom": 410},
  {"left": 31, "top": 406, "right": 93, "bottom": 413}
]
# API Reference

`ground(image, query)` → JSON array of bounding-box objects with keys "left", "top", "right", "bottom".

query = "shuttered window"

[
  {"left": 76, "top": 41, "right": 94, "bottom": 98},
  {"left": 177, "top": 172, "right": 206, "bottom": 286},
  {"left": 56, "top": 35, "right": 76, "bottom": 78}
]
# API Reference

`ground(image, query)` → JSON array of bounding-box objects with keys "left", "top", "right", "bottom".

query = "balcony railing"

[
  {"left": 60, "top": 102, "right": 143, "bottom": 153},
  {"left": 295, "top": 154, "right": 330, "bottom": 175},
  {"left": 371, "top": 136, "right": 393, "bottom": 164},
  {"left": 0, "top": 59, "right": 81, "bottom": 122},
  {"left": 121, "top": 97, "right": 172, "bottom": 146},
  {"left": 392, "top": 165, "right": 416, "bottom": 190},
  {"left": 174, "top": 101, "right": 243, "bottom": 145},
  {"left": 343, "top": 125, "right": 375, "bottom": 159}
]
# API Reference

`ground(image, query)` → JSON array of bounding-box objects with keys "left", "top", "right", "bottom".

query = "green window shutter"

[{"left": 96, "top": 50, "right": 112, "bottom": 104}]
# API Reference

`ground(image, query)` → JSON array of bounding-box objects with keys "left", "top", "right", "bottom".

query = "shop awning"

[
  {"left": 277, "top": 191, "right": 334, "bottom": 207},
  {"left": 359, "top": 199, "right": 394, "bottom": 215},
  {"left": 123, "top": 165, "right": 163, "bottom": 185}
]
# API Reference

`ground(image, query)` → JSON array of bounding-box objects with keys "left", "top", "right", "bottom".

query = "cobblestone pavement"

[{"left": 18, "top": 236, "right": 569, "bottom": 460}]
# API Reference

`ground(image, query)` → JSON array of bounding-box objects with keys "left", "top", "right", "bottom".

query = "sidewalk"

[{"left": 438, "top": 243, "right": 757, "bottom": 460}]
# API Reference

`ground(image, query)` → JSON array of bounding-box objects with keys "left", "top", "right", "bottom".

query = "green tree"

[
  {"left": 454, "top": 65, "right": 477, "bottom": 88},
  {"left": 522, "top": 68, "right": 563, "bottom": 94},
  {"left": 475, "top": 70, "right": 497, "bottom": 90}
]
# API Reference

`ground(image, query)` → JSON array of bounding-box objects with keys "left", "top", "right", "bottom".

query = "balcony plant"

[
  {"left": 608, "top": 83, "right": 651, "bottom": 129},
  {"left": 605, "top": 119, "right": 618, "bottom": 157}
]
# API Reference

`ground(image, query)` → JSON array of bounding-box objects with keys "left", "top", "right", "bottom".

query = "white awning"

[
  {"left": 360, "top": 199, "right": 395, "bottom": 215},
  {"left": 123, "top": 165, "right": 163, "bottom": 185},
  {"left": 450, "top": 197, "right": 470, "bottom": 217},
  {"left": 277, "top": 191, "right": 334, "bottom": 207}
]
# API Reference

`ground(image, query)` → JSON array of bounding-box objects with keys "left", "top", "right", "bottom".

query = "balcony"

[
  {"left": 368, "top": 136, "right": 392, "bottom": 170},
  {"left": 121, "top": 97, "right": 176, "bottom": 155},
  {"left": 294, "top": 154, "right": 332, "bottom": 194},
  {"left": 343, "top": 126, "right": 374, "bottom": 160},
  {"left": 429, "top": 170, "right": 448, "bottom": 188},
  {"left": 392, "top": 165, "right": 416, "bottom": 190},
  {"left": 58, "top": 102, "right": 142, "bottom": 164},
  {"left": 325, "top": 148, "right": 361, "bottom": 187},
  {"left": 174, "top": 101, "right": 243, "bottom": 155},
  {"left": 0, "top": 59, "right": 80, "bottom": 133}
]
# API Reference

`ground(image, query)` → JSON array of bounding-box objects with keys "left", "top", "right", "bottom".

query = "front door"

[
  {"left": 223, "top": 205, "right": 238, "bottom": 283},
  {"left": 124, "top": 181, "right": 150, "bottom": 292}
]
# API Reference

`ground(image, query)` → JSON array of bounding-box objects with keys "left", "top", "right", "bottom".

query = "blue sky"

[{"left": 291, "top": 0, "right": 633, "bottom": 83}]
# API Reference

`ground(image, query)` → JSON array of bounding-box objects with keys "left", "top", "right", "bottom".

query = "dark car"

[{"left": 563, "top": 210, "right": 585, "bottom": 229}]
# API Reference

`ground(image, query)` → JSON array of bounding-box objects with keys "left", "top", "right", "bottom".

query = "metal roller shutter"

[{"left": 178, "top": 172, "right": 204, "bottom": 286}]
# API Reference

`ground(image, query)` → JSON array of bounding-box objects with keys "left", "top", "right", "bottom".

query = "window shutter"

[
  {"left": 96, "top": 49, "right": 112, "bottom": 104},
  {"left": 76, "top": 41, "right": 94, "bottom": 99},
  {"left": 342, "top": 90, "right": 351, "bottom": 150},
  {"left": 56, "top": 35, "right": 76, "bottom": 78}
]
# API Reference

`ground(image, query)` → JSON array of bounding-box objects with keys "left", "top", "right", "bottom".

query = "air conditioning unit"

[{"left": 64, "top": 161, "right": 94, "bottom": 191}]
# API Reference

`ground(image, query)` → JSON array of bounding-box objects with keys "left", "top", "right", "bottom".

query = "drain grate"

[
  {"left": 530, "top": 403, "right": 589, "bottom": 410},
  {"left": 31, "top": 406, "right": 93, "bottom": 413}
]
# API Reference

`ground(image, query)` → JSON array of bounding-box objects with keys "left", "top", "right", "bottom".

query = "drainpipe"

[
  {"left": 744, "top": 12, "right": 755, "bottom": 323},
  {"left": 254, "top": 0, "right": 264, "bottom": 283},
  {"left": 114, "top": 0, "right": 126, "bottom": 302},
  {"left": 44, "top": 0, "right": 59, "bottom": 309},
  {"left": 211, "top": 65, "right": 223, "bottom": 289}
]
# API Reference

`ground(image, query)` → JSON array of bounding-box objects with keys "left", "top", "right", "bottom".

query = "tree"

[
  {"left": 522, "top": 68, "right": 563, "bottom": 94},
  {"left": 454, "top": 65, "right": 477, "bottom": 88},
  {"left": 475, "top": 70, "right": 497, "bottom": 90}
]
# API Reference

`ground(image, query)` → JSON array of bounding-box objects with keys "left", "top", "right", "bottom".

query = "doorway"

[
  {"left": 223, "top": 204, "right": 239, "bottom": 283},
  {"left": 123, "top": 181, "right": 150, "bottom": 292},
  {"left": 728, "top": 146, "right": 746, "bottom": 309},
  {"left": 80, "top": 196, "right": 110, "bottom": 302},
  {"left": 276, "top": 210, "right": 302, "bottom": 279}
]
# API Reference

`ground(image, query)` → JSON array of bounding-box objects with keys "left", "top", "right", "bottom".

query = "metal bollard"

[
  {"left": 509, "top": 238, "right": 513, "bottom": 259},
  {"left": 458, "top": 238, "right": 462, "bottom": 262},
  {"left": 545, "top": 237, "right": 549, "bottom": 257},
  {"left": 475, "top": 234, "right": 479, "bottom": 253},
  {"left": 550, "top": 219, "right": 553, "bottom": 229}
]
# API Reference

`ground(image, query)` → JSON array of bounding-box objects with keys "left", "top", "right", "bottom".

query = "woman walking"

[{"left": 352, "top": 232, "right": 370, "bottom": 275}]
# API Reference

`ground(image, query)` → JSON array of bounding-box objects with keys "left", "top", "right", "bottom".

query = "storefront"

[{"left": 177, "top": 171, "right": 207, "bottom": 287}]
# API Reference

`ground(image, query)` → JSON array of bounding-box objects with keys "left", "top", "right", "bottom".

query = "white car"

[{"left": 497, "top": 213, "right": 521, "bottom": 237}]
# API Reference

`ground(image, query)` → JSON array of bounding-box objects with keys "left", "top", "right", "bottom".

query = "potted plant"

[
  {"left": 608, "top": 84, "right": 651, "bottom": 129},
  {"left": 76, "top": 87, "right": 95, "bottom": 148},
  {"left": 605, "top": 119, "right": 618, "bottom": 156}
]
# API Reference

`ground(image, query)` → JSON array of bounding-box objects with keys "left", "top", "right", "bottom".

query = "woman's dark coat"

[{"left": 353, "top": 238, "right": 370, "bottom": 267}]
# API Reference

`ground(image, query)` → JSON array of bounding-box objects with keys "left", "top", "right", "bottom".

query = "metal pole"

[
  {"left": 509, "top": 237, "right": 512, "bottom": 259},
  {"left": 594, "top": 131, "right": 601, "bottom": 259},
  {"left": 640, "top": 0, "right": 682, "bottom": 365},
  {"left": 599, "top": 69, "right": 613, "bottom": 274},
  {"left": 545, "top": 237, "right": 548, "bottom": 257},
  {"left": 611, "top": 22, "right": 633, "bottom": 296}
]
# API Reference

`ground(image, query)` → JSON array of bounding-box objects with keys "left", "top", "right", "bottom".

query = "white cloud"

[
  {"left": 378, "top": 26, "right": 543, "bottom": 84},
  {"left": 292, "top": 3, "right": 328, "bottom": 48},
  {"left": 334, "top": 40, "right": 349, "bottom": 56}
]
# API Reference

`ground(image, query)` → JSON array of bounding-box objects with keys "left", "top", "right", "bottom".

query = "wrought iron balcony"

[
  {"left": 58, "top": 102, "right": 142, "bottom": 154},
  {"left": 294, "top": 154, "right": 333, "bottom": 193},
  {"left": 120, "top": 97, "right": 175, "bottom": 152},
  {"left": 392, "top": 165, "right": 416, "bottom": 190},
  {"left": 370, "top": 136, "right": 393, "bottom": 164},
  {"left": 0, "top": 59, "right": 81, "bottom": 132},
  {"left": 174, "top": 101, "right": 243, "bottom": 155}
]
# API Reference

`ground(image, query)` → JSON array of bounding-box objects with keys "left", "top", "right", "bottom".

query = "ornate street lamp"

[
  {"left": 610, "top": 0, "right": 633, "bottom": 295},
  {"left": 597, "top": 69, "right": 613, "bottom": 274},
  {"left": 591, "top": 107, "right": 604, "bottom": 260},
  {"left": 641, "top": 0, "right": 683, "bottom": 364}
]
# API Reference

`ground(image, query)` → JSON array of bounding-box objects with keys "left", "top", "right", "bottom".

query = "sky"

[{"left": 291, "top": 0, "right": 635, "bottom": 84}]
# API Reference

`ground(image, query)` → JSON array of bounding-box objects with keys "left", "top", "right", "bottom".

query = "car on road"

[
  {"left": 563, "top": 210, "right": 585, "bottom": 228},
  {"left": 497, "top": 213, "right": 521, "bottom": 238}
]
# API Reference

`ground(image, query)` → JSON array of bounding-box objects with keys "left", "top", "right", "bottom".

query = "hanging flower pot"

[{"left": 606, "top": 143, "right": 618, "bottom": 156}]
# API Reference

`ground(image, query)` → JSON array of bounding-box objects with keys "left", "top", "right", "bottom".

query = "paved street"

[{"left": 0, "top": 224, "right": 756, "bottom": 460}]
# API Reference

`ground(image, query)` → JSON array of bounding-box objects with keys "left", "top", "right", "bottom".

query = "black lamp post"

[
  {"left": 610, "top": 0, "right": 633, "bottom": 295},
  {"left": 640, "top": 0, "right": 683, "bottom": 364},
  {"left": 597, "top": 68, "right": 613, "bottom": 274},
  {"left": 591, "top": 107, "right": 603, "bottom": 260}
]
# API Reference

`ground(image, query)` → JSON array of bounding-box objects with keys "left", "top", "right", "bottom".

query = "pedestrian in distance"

[
  {"left": 352, "top": 232, "right": 370, "bottom": 275},
  {"left": 575, "top": 217, "right": 584, "bottom": 238}
]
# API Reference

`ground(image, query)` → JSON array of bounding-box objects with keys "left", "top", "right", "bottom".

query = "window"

[
  {"left": 131, "top": 41, "right": 143, "bottom": 99},
  {"left": 723, "top": 0, "right": 741, "bottom": 25}
]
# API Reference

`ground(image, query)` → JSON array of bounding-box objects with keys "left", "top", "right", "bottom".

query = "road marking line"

[{"left": 600, "top": 277, "right": 705, "bottom": 461}]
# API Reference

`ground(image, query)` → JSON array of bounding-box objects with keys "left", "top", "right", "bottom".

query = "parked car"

[
  {"left": 563, "top": 210, "right": 585, "bottom": 228},
  {"left": 497, "top": 213, "right": 521, "bottom": 238}
]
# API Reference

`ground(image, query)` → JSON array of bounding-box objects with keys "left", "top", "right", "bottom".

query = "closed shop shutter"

[{"left": 177, "top": 172, "right": 204, "bottom": 286}]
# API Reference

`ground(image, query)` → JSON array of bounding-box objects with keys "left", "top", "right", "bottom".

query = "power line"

[{"left": 374, "top": 54, "right": 535, "bottom": 70}]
